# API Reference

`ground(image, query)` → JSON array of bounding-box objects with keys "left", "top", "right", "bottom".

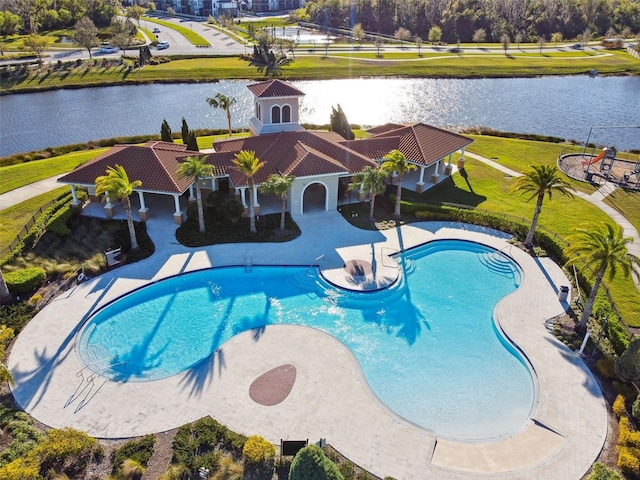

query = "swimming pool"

[{"left": 78, "top": 239, "right": 533, "bottom": 440}]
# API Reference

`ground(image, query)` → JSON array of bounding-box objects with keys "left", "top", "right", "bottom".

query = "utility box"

[{"left": 558, "top": 286, "right": 569, "bottom": 302}]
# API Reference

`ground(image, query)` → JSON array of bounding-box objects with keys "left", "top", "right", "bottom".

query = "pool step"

[
  {"left": 288, "top": 271, "right": 320, "bottom": 298},
  {"left": 478, "top": 252, "right": 521, "bottom": 285}
]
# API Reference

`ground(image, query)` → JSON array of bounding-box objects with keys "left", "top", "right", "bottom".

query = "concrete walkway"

[
  {"left": 8, "top": 210, "right": 608, "bottom": 480},
  {"left": 0, "top": 174, "right": 66, "bottom": 210}
]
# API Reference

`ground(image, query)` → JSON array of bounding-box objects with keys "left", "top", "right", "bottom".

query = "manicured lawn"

[
  {"left": 0, "top": 149, "right": 107, "bottom": 194},
  {"left": 0, "top": 187, "right": 68, "bottom": 249},
  {"left": 141, "top": 16, "right": 210, "bottom": 46},
  {"left": 465, "top": 135, "right": 599, "bottom": 194},
  {"left": 604, "top": 188, "right": 640, "bottom": 233},
  {"left": 2, "top": 51, "right": 639, "bottom": 93}
]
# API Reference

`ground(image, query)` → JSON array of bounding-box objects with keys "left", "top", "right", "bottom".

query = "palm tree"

[
  {"left": 213, "top": 454, "right": 243, "bottom": 480},
  {"left": 381, "top": 149, "right": 416, "bottom": 218},
  {"left": 510, "top": 164, "right": 573, "bottom": 247},
  {"left": 233, "top": 150, "right": 265, "bottom": 234},
  {"left": 177, "top": 156, "right": 213, "bottom": 233},
  {"left": 564, "top": 223, "right": 640, "bottom": 330},
  {"left": 260, "top": 173, "right": 295, "bottom": 231},
  {"left": 349, "top": 166, "right": 387, "bottom": 221},
  {"left": 95, "top": 165, "right": 142, "bottom": 250},
  {"left": 207, "top": 93, "right": 237, "bottom": 137}
]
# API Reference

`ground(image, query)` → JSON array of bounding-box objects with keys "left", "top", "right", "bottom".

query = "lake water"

[{"left": 1, "top": 76, "right": 638, "bottom": 156}]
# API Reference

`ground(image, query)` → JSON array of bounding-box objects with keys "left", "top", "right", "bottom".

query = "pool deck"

[{"left": 8, "top": 211, "right": 607, "bottom": 480}]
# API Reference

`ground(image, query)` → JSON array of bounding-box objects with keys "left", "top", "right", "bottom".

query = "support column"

[
  {"left": 137, "top": 191, "right": 150, "bottom": 222},
  {"left": 430, "top": 160, "right": 441, "bottom": 184},
  {"left": 416, "top": 166, "right": 426, "bottom": 193},
  {"left": 445, "top": 154, "right": 454, "bottom": 176},
  {"left": 103, "top": 192, "right": 116, "bottom": 218},
  {"left": 252, "top": 185, "right": 261, "bottom": 215},
  {"left": 457, "top": 148, "right": 466, "bottom": 169},
  {"left": 70, "top": 185, "right": 82, "bottom": 208},
  {"left": 188, "top": 184, "right": 196, "bottom": 202},
  {"left": 239, "top": 187, "right": 248, "bottom": 217},
  {"left": 173, "top": 194, "right": 183, "bottom": 225}
]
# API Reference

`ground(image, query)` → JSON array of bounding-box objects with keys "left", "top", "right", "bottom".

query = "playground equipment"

[{"left": 584, "top": 146, "right": 617, "bottom": 181}]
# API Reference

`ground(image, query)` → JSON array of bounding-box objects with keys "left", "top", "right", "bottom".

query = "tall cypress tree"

[
  {"left": 329, "top": 104, "right": 354, "bottom": 140},
  {"left": 160, "top": 119, "right": 173, "bottom": 142},
  {"left": 187, "top": 130, "right": 199, "bottom": 151},
  {"left": 181, "top": 117, "right": 189, "bottom": 145}
]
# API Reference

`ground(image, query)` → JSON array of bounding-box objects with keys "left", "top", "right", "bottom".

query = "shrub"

[
  {"left": 597, "top": 358, "right": 615, "bottom": 378},
  {"left": 618, "top": 416, "right": 640, "bottom": 448},
  {"left": 186, "top": 201, "right": 200, "bottom": 220},
  {"left": 618, "top": 446, "right": 640, "bottom": 475},
  {"left": 172, "top": 417, "right": 247, "bottom": 471},
  {"left": 632, "top": 395, "right": 640, "bottom": 421},
  {"left": 220, "top": 198, "right": 244, "bottom": 223},
  {"left": 587, "top": 461, "right": 624, "bottom": 479},
  {"left": 34, "top": 428, "right": 96, "bottom": 464},
  {"left": 111, "top": 435, "right": 155, "bottom": 473},
  {"left": 4, "top": 267, "right": 47, "bottom": 294},
  {"left": 242, "top": 435, "right": 276, "bottom": 464},
  {"left": 28, "top": 293, "right": 42, "bottom": 306},
  {"left": 46, "top": 206, "right": 78, "bottom": 237},
  {"left": 614, "top": 394, "right": 627, "bottom": 418},
  {"left": 0, "top": 406, "right": 43, "bottom": 467},
  {"left": 0, "top": 302, "right": 35, "bottom": 333},
  {"left": 0, "top": 456, "right": 41, "bottom": 480},
  {"left": 289, "top": 445, "right": 344, "bottom": 480}
]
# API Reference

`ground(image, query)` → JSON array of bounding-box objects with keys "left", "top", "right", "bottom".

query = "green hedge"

[
  {"left": 46, "top": 205, "right": 79, "bottom": 238},
  {"left": 4, "top": 267, "right": 47, "bottom": 294}
]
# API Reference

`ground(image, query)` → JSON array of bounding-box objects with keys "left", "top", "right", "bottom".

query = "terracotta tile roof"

[
  {"left": 370, "top": 123, "right": 473, "bottom": 166},
  {"left": 58, "top": 142, "right": 200, "bottom": 194},
  {"left": 208, "top": 131, "right": 376, "bottom": 187},
  {"left": 247, "top": 79, "right": 306, "bottom": 99},
  {"left": 340, "top": 136, "right": 401, "bottom": 159},
  {"left": 366, "top": 123, "right": 406, "bottom": 135}
]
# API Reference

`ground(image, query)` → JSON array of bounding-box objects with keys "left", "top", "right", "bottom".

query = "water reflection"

[{"left": 1, "top": 76, "right": 638, "bottom": 156}]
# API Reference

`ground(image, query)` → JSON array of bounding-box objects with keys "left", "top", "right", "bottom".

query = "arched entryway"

[{"left": 301, "top": 182, "right": 327, "bottom": 213}]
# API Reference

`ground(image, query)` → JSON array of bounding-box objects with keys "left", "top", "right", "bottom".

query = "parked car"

[
  {"left": 570, "top": 43, "right": 583, "bottom": 50},
  {"left": 153, "top": 27, "right": 161, "bottom": 33},
  {"left": 448, "top": 47, "right": 463, "bottom": 53},
  {"left": 99, "top": 45, "right": 119, "bottom": 54},
  {"left": 157, "top": 41, "right": 170, "bottom": 50}
]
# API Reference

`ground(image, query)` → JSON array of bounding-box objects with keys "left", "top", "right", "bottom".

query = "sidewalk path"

[{"left": 0, "top": 174, "right": 66, "bottom": 210}]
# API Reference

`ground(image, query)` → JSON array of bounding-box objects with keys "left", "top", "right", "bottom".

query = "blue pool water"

[{"left": 79, "top": 240, "right": 533, "bottom": 439}]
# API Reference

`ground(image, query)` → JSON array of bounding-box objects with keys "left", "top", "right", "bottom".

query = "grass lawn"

[
  {"left": 0, "top": 149, "right": 107, "bottom": 194},
  {"left": 604, "top": 188, "right": 640, "bottom": 233},
  {"left": 465, "top": 135, "right": 600, "bottom": 194},
  {"left": 2, "top": 50, "right": 639, "bottom": 93},
  {"left": 0, "top": 187, "right": 68, "bottom": 250},
  {"left": 141, "top": 16, "right": 210, "bottom": 46}
]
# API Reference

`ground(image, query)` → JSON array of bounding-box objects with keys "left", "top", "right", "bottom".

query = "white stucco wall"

[{"left": 290, "top": 174, "right": 341, "bottom": 215}]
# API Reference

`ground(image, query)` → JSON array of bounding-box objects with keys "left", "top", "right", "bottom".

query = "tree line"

[
  {"left": 0, "top": 0, "right": 149, "bottom": 35},
  {"left": 294, "top": 0, "right": 639, "bottom": 43}
]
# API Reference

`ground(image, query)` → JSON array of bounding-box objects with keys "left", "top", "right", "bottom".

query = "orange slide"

[{"left": 582, "top": 148, "right": 607, "bottom": 166}]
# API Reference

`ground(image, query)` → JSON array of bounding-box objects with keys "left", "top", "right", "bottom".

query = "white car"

[
  {"left": 157, "top": 41, "right": 170, "bottom": 50},
  {"left": 99, "top": 45, "right": 119, "bottom": 54},
  {"left": 153, "top": 27, "right": 161, "bottom": 33}
]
